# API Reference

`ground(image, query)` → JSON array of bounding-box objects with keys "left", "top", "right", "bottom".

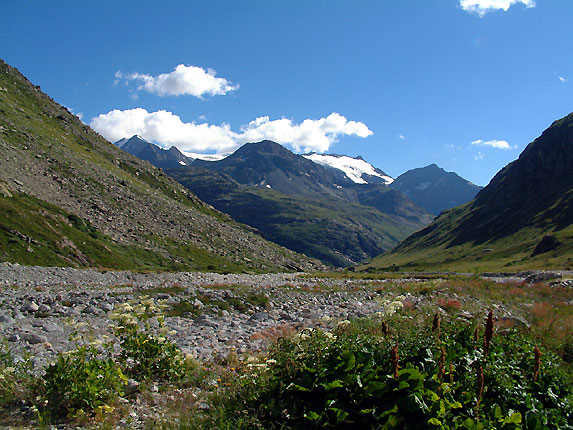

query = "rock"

[
  {"left": 21, "top": 333, "right": 48, "bottom": 344},
  {"left": 41, "top": 323, "right": 63, "bottom": 333},
  {"left": 0, "top": 313, "right": 14, "bottom": 324},
  {"left": 100, "top": 303, "right": 114, "bottom": 312},
  {"left": 193, "top": 299, "right": 203, "bottom": 308},
  {"left": 249, "top": 312, "right": 270, "bottom": 322},
  {"left": 125, "top": 379, "right": 140, "bottom": 396},
  {"left": 37, "top": 304, "right": 51, "bottom": 313},
  {"left": 20, "top": 302, "right": 39, "bottom": 313},
  {"left": 82, "top": 305, "right": 97, "bottom": 314}
]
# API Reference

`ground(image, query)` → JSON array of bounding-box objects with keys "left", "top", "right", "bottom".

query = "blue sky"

[{"left": 2, "top": 0, "right": 571, "bottom": 186}]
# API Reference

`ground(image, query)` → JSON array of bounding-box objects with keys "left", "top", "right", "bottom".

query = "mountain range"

[
  {"left": 362, "top": 113, "right": 573, "bottom": 272},
  {"left": 0, "top": 59, "right": 321, "bottom": 273},
  {"left": 112, "top": 136, "right": 484, "bottom": 267}
]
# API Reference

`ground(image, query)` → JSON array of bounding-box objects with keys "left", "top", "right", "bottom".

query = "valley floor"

[{"left": 0, "top": 263, "right": 571, "bottom": 428}]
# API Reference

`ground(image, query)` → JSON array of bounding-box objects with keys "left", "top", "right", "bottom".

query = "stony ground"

[{"left": 0, "top": 263, "right": 571, "bottom": 428}]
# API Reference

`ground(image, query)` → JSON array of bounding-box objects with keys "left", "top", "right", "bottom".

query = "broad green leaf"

[
  {"left": 286, "top": 382, "right": 311, "bottom": 392},
  {"left": 304, "top": 411, "right": 320, "bottom": 422},
  {"left": 504, "top": 411, "right": 522, "bottom": 424},
  {"left": 323, "top": 380, "right": 344, "bottom": 391}
]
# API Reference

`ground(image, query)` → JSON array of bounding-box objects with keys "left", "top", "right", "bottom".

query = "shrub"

[
  {"left": 0, "top": 339, "right": 36, "bottom": 408},
  {"left": 116, "top": 323, "right": 187, "bottom": 382},
  {"left": 222, "top": 317, "right": 573, "bottom": 429},
  {"left": 42, "top": 345, "right": 126, "bottom": 419},
  {"left": 112, "top": 298, "right": 187, "bottom": 382}
]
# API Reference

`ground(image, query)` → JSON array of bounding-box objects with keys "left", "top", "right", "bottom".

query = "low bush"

[
  {"left": 42, "top": 344, "right": 126, "bottom": 420},
  {"left": 210, "top": 315, "right": 572, "bottom": 429}
]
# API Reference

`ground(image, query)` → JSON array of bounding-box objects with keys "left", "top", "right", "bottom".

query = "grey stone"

[
  {"left": 42, "top": 323, "right": 64, "bottom": 333},
  {"left": 21, "top": 333, "right": 48, "bottom": 344},
  {"left": 249, "top": 312, "right": 270, "bottom": 322},
  {"left": 100, "top": 303, "right": 114, "bottom": 312},
  {"left": 0, "top": 314, "right": 14, "bottom": 324},
  {"left": 82, "top": 305, "right": 97, "bottom": 314},
  {"left": 20, "top": 302, "right": 39, "bottom": 313},
  {"left": 37, "top": 304, "right": 51, "bottom": 313}
]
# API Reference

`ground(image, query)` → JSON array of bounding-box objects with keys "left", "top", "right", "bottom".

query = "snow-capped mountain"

[{"left": 303, "top": 153, "right": 394, "bottom": 185}]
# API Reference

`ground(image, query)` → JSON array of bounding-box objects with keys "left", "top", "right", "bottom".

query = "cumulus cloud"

[
  {"left": 90, "top": 108, "right": 237, "bottom": 152},
  {"left": 238, "top": 113, "right": 373, "bottom": 153},
  {"left": 115, "top": 64, "right": 238, "bottom": 98},
  {"left": 471, "top": 139, "right": 511, "bottom": 149},
  {"left": 90, "top": 110, "right": 372, "bottom": 154},
  {"left": 460, "top": 0, "right": 535, "bottom": 17}
]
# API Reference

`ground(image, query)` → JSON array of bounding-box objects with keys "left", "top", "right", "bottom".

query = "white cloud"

[
  {"left": 398, "top": 134, "right": 405, "bottom": 140},
  {"left": 558, "top": 76, "right": 567, "bottom": 83},
  {"left": 90, "top": 108, "right": 237, "bottom": 152},
  {"left": 475, "top": 151, "right": 485, "bottom": 160},
  {"left": 90, "top": 110, "right": 372, "bottom": 154},
  {"left": 460, "top": 0, "right": 535, "bottom": 17},
  {"left": 115, "top": 64, "right": 238, "bottom": 98},
  {"left": 471, "top": 139, "right": 511, "bottom": 149},
  {"left": 238, "top": 113, "right": 373, "bottom": 153}
]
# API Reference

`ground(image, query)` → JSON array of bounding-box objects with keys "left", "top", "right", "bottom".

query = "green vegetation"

[
  {"left": 43, "top": 344, "right": 127, "bottom": 421},
  {"left": 169, "top": 168, "right": 428, "bottom": 267},
  {"left": 1, "top": 59, "right": 315, "bottom": 274},
  {"left": 161, "top": 312, "right": 572, "bottom": 429},
  {"left": 0, "top": 190, "right": 252, "bottom": 273},
  {"left": 361, "top": 201, "right": 573, "bottom": 272}
]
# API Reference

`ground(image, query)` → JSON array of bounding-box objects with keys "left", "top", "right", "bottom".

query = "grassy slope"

[
  {"left": 168, "top": 168, "right": 428, "bottom": 267},
  {"left": 360, "top": 191, "right": 573, "bottom": 272},
  {"left": 0, "top": 60, "right": 318, "bottom": 273},
  {"left": 0, "top": 187, "right": 248, "bottom": 272}
]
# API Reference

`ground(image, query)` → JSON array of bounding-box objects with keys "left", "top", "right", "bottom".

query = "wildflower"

[
  {"left": 437, "top": 347, "right": 446, "bottom": 380},
  {"left": 432, "top": 312, "right": 441, "bottom": 334},
  {"left": 533, "top": 346, "right": 542, "bottom": 382},
  {"left": 391, "top": 341, "right": 399, "bottom": 379},
  {"left": 483, "top": 310, "right": 494, "bottom": 357},
  {"left": 476, "top": 365, "right": 484, "bottom": 413},
  {"left": 381, "top": 320, "right": 390, "bottom": 337}
]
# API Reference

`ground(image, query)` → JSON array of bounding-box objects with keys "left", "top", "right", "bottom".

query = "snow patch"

[
  {"left": 415, "top": 182, "right": 432, "bottom": 191},
  {"left": 183, "top": 152, "right": 230, "bottom": 161},
  {"left": 178, "top": 160, "right": 187, "bottom": 166},
  {"left": 304, "top": 154, "right": 393, "bottom": 185}
]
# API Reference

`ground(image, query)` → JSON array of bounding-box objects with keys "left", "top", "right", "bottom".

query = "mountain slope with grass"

[
  {"left": 362, "top": 113, "right": 573, "bottom": 272},
  {"left": 0, "top": 59, "right": 321, "bottom": 272},
  {"left": 167, "top": 167, "right": 427, "bottom": 267}
]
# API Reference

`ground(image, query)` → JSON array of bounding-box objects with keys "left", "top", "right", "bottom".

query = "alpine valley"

[{"left": 113, "top": 136, "right": 483, "bottom": 267}]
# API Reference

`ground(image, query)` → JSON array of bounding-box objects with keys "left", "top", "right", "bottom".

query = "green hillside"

[
  {"left": 167, "top": 167, "right": 428, "bottom": 267},
  {"left": 361, "top": 114, "right": 573, "bottom": 272}
]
